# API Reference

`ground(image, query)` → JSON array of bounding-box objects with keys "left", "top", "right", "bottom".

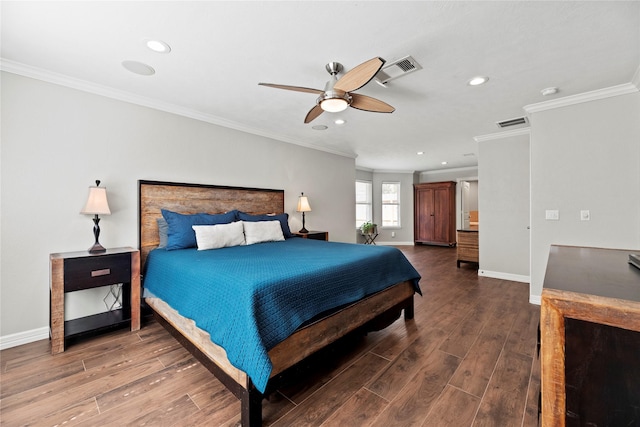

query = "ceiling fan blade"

[
  {"left": 258, "top": 83, "right": 323, "bottom": 95},
  {"left": 333, "top": 57, "right": 385, "bottom": 92},
  {"left": 350, "top": 93, "right": 395, "bottom": 113},
  {"left": 304, "top": 104, "right": 324, "bottom": 123}
]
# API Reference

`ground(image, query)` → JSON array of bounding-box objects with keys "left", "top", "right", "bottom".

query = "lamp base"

[
  {"left": 88, "top": 215, "right": 106, "bottom": 253},
  {"left": 298, "top": 227, "right": 309, "bottom": 234},
  {"left": 88, "top": 242, "right": 107, "bottom": 253}
]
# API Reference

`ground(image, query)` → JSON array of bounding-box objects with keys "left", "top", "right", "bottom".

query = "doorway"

[{"left": 460, "top": 180, "right": 478, "bottom": 229}]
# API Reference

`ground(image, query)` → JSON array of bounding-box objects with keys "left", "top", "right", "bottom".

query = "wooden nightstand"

[
  {"left": 292, "top": 230, "right": 328, "bottom": 241},
  {"left": 49, "top": 247, "right": 140, "bottom": 354}
]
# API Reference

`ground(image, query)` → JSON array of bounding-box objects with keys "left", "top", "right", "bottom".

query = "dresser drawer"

[
  {"left": 457, "top": 234, "right": 478, "bottom": 247},
  {"left": 64, "top": 253, "right": 131, "bottom": 291},
  {"left": 457, "top": 240, "right": 478, "bottom": 248},
  {"left": 457, "top": 247, "right": 479, "bottom": 262}
]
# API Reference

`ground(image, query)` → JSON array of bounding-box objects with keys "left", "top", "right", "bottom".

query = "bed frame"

[{"left": 138, "top": 180, "right": 416, "bottom": 427}]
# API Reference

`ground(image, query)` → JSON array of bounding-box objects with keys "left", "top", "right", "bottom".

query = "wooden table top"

[{"left": 543, "top": 245, "right": 640, "bottom": 303}]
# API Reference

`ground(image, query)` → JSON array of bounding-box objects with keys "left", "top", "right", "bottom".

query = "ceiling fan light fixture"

[{"left": 320, "top": 98, "right": 349, "bottom": 112}]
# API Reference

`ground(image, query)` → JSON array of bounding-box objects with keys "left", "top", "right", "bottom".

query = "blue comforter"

[{"left": 143, "top": 238, "right": 421, "bottom": 393}]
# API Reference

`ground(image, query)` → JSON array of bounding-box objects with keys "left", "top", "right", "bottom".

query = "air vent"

[
  {"left": 496, "top": 116, "right": 529, "bottom": 128},
  {"left": 374, "top": 55, "right": 422, "bottom": 85}
]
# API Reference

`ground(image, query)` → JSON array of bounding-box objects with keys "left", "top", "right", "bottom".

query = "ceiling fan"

[{"left": 259, "top": 57, "right": 395, "bottom": 124}]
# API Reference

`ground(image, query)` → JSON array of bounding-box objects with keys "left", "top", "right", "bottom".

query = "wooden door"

[
  {"left": 433, "top": 186, "right": 451, "bottom": 243},
  {"left": 414, "top": 186, "right": 435, "bottom": 241}
]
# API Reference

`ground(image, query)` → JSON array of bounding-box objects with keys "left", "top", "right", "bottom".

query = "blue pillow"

[
  {"left": 237, "top": 211, "right": 293, "bottom": 238},
  {"left": 157, "top": 217, "right": 169, "bottom": 249},
  {"left": 161, "top": 209, "right": 237, "bottom": 250}
]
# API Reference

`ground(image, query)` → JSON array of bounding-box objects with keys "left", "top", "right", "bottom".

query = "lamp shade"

[
  {"left": 80, "top": 186, "right": 111, "bottom": 215},
  {"left": 297, "top": 194, "right": 311, "bottom": 212}
]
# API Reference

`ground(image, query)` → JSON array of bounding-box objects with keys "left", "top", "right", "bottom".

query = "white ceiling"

[{"left": 2, "top": 1, "right": 639, "bottom": 172}]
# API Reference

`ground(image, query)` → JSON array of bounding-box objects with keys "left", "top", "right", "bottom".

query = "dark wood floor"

[{"left": 0, "top": 245, "right": 541, "bottom": 426}]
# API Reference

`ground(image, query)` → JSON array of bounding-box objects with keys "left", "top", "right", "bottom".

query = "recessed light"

[
  {"left": 146, "top": 39, "right": 171, "bottom": 53},
  {"left": 417, "top": 151, "right": 424, "bottom": 155},
  {"left": 334, "top": 119, "right": 346, "bottom": 125},
  {"left": 441, "top": 161, "right": 448, "bottom": 165},
  {"left": 468, "top": 76, "right": 488, "bottom": 86},
  {"left": 541, "top": 87, "right": 559, "bottom": 96},
  {"left": 122, "top": 60, "right": 155, "bottom": 76},
  {"left": 312, "top": 125, "right": 328, "bottom": 130}
]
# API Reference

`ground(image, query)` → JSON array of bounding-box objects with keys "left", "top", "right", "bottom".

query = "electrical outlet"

[
  {"left": 391, "top": 231, "right": 396, "bottom": 238},
  {"left": 545, "top": 210, "right": 559, "bottom": 220},
  {"left": 580, "top": 210, "right": 590, "bottom": 221}
]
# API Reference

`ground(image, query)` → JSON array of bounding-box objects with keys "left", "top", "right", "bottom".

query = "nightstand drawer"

[
  {"left": 64, "top": 253, "right": 131, "bottom": 291},
  {"left": 292, "top": 230, "right": 328, "bottom": 241}
]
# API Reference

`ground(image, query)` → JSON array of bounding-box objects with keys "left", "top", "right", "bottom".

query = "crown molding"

[
  {"left": 356, "top": 166, "right": 374, "bottom": 173},
  {"left": 419, "top": 165, "right": 478, "bottom": 175},
  {"left": 0, "top": 59, "right": 356, "bottom": 159},
  {"left": 372, "top": 169, "right": 416, "bottom": 174},
  {"left": 474, "top": 127, "right": 530, "bottom": 142},
  {"left": 523, "top": 82, "right": 639, "bottom": 114}
]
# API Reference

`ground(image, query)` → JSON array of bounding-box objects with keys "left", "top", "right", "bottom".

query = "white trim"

[
  {"left": 372, "top": 169, "right": 416, "bottom": 174},
  {"left": 474, "top": 127, "right": 530, "bottom": 143},
  {"left": 372, "top": 241, "right": 414, "bottom": 246},
  {"left": 356, "top": 166, "right": 374, "bottom": 173},
  {"left": 0, "top": 59, "right": 356, "bottom": 160},
  {"left": 632, "top": 65, "right": 640, "bottom": 90},
  {"left": 523, "top": 82, "right": 639, "bottom": 113},
  {"left": 478, "top": 269, "right": 530, "bottom": 284},
  {"left": 0, "top": 327, "right": 49, "bottom": 350},
  {"left": 419, "top": 166, "right": 479, "bottom": 176},
  {"left": 529, "top": 295, "right": 541, "bottom": 306}
]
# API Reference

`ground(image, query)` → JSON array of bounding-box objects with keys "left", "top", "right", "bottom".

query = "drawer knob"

[{"left": 91, "top": 268, "right": 111, "bottom": 277}]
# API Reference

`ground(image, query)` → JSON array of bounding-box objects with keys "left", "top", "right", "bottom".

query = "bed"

[{"left": 138, "top": 180, "right": 421, "bottom": 426}]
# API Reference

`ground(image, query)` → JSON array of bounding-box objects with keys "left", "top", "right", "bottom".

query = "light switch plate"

[{"left": 545, "top": 210, "right": 559, "bottom": 220}]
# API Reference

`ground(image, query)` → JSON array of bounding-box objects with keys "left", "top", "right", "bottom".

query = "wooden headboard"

[{"left": 138, "top": 180, "right": 285, "bottom": 266}]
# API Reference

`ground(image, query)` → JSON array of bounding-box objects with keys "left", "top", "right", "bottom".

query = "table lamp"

[
  {"left": 296, "top": 192, "right": 311, "bottom": 233},
  {"left": 80, "top": 180, "right": 111, "bottom": 253}
]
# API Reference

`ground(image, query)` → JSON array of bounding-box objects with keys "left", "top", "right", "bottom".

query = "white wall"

[
  {"left": 529, "top": 91, "right": 640, "bottom": 300},
  {"left": 478, "top": 132, "right": 530, "bottom": 281},
  {"left": 0, "top": 72, "right": 356, "bottom": 343}
]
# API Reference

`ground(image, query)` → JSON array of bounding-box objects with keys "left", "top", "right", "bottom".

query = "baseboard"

[
  {"left": 478, "top": 269, "right": 530, "bottom": 284},
  {"left": 374, "top": 241, "right": 415, "bottom": 246},
  {"left": 0, "top": 326, "right": 49, "bottom": 350}
]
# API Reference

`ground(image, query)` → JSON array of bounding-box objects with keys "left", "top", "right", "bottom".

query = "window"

[
  {"left": 355, "top": 180, "right": 372, "bottom": 228},
  {"left": 382, "top": 182, "right": 401, "bottom": 227}
]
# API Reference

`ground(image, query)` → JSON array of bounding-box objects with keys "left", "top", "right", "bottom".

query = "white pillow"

[
  {"left": 192, "top": 221, "right": 245, "bottom": 250},
  {"left": 243, "top": 220, "right": 285, "bottom": 245}
]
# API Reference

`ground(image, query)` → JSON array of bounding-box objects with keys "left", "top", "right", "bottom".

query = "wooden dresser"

[
  {"left": 540, "top": 245, "right": 640, "bottom": 426},
  {"left": 456, "top": 228, "right": 478, "bottom": 268}
]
